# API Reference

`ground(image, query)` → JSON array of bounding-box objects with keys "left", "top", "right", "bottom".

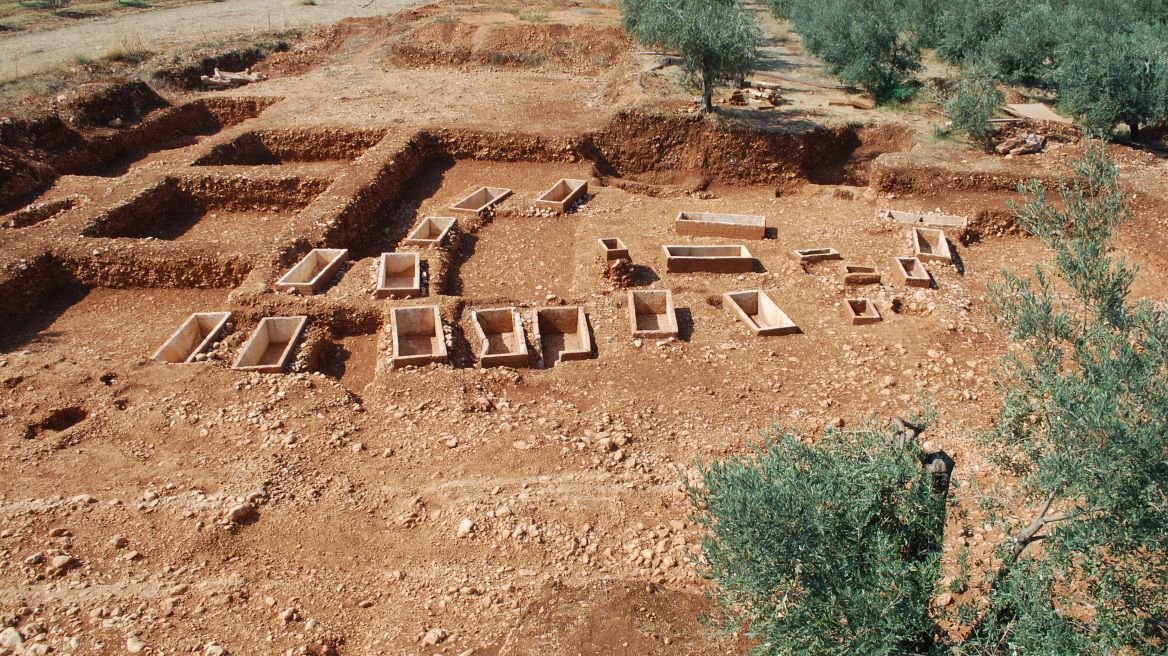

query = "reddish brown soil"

[{"left": 2, "top": 2, "right": 1168, "bottom": 656}]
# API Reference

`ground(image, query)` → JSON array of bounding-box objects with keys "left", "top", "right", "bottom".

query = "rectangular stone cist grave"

[
  {"left": 791, "top": 248, "right": 842, "bottom": 264},
  {"left": 912, "top": 227, "right": 952, "bottom": 264},
  {"left": 152, "top": 312, "right": 232, "bottom": 363},
  {"left": 391, "top": 306, "right": 448, "bottom": 368},
  {"left": 233, "top": 316, "right": 308, "bottom": 373},
  {"left": 843, "top": 299, "right": 882, "bottom": 325},
  {"left": 841, "top": 264, "right": 881, "bottom": 285},
  {"left": 893, "top": 256, "right": 931, "bottom": 288},
  {"left": 598, "top": 238, "right": 630, "bottom": 261},
  {"left": 451, "top": 187, "right": 512, "bottom": 215},
  {"left": 627, "top": 290, "right": 679, "bottom": 339},
  {"left": 661, "top": 245, "right": 753, "bottom": 273},
  {"left": 471, "top": 307, "right": 530, "bottom": 368},
  {"left": 675, "top": 212, "right": 765, "bottom": 239},
  {"left": 531, "top": 306, "right": 592, "bottom": 367},
  {"left": 403, "top": 217, "right": 457, "bottom": 248},
  {"left": 878, "top": 209, "right": 968, "bottom": 236},
  {"left": 275, "top": 249, "right": 348, "bottom": 295},
  {"left": 534, "top": 179, "right": 588, "bottom": 214},
  {"left": 376, "top": 253, "right": 421, "bottom": 299},
  {"left": 723, "top": 291, "right": 798, "bottom": 336}
]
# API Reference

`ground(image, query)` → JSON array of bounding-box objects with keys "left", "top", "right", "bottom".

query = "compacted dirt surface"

[{"left": 2, "top": 2, "right": 1168, "bottom": 655}]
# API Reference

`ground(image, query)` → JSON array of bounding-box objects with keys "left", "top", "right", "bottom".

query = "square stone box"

[
  {"left": 893, "top": 256, "right": 931, "bottom": 288},
  {"left": 451, "top": 187, "right": 511, "bottom": 215},
  {"left": 233, "top": 316, "right": 308, "bottom": 373},
  {"left": 598, "top": 238, "right": 630, "bottom": 261},
  {"left": 391, "top": 306, "right": 448, "bottom": 368},
  {"left": 843, "top": 299, "right": 882, "bottom": 325},
  {"left": 912, "top": 227, "right": 952, "bottom": 264},
  {"left": 152, "top": 312, "right": 232, "bottom": 363},
  {"left": 531, "top": 306, "right": 592, "bottom": 367},
  {"left": 471, "top": 307, "right": 530, "bottom": 368},
  {"left": 628, "top": 289, "right": 679, "bottom": 339},
  {"left": 723, "top": 291, "right": 797, "bottom": 336},
  {"left": 377, "top": 253, "right": 421, "bottom": 299},
  {"left": 535, "top": 179, "right": 588, "bottom": 214},
  {"left": 403, "top": 217, "right": 457, "bottom": 248},
  {"left": 275, "top": 249, "right": 348, "bottom": 295},
  {"left": 842, "top": 264, "right": 880, "bottom": 285}
]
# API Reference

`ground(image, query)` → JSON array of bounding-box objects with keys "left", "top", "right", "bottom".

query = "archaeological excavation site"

[{"left": 1, "top": 0, "right": 1167, "bottom": 654}]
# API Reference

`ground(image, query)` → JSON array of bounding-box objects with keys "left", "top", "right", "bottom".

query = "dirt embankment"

[{"left": 0, "top": 78, "right": 278, "bottom": 210}]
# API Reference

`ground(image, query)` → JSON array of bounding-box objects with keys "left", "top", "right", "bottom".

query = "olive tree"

[
  {"left": 787, "top": 0, "right": 922, "bottom": 101},
  {"left": 623, "top": 0, "right": 760, "bottom": 113},
  {"left": 688, "top": 143, "right": 1168, "bottom": 656},
  {"left": 1053, "top": 23, "right": 1168, "bottom": 139},
  {"left": 962, "top": 141, "right": 1168, "bottom": 654},
  {"left": 687, "top": 413, "right": 952, "bottom": 656}
]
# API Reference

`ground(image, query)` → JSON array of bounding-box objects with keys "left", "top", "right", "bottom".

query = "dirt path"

[{"left": 0, "top": 0, "right": 425, "bottom": 82}]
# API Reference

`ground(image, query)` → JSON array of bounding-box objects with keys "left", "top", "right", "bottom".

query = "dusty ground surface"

[
  {"left": 2, "top": 1, "right": 1168, "bottom": 655},
  {"left": 0, "top": 0, "right": 421, "bottom": 83}
]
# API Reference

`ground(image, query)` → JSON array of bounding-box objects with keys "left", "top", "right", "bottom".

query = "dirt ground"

[{"left": 2, "top": 1, "right": 1168, "bottom": 656}]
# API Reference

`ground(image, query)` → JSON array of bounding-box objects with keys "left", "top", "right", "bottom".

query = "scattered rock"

[
  {"left": 422, "top": 628, "right": 448, "bottom": 646},
  {"left": 0, "top": 627, "right": 22, "bottom": 649},
  {"left": 49, "top": 554, "right": 76, "bottom": 569},
  {"left": 226, "top": 504, "right": 255, "bottom": 523},
  {"left": 456, "top": 518, "right": 475, "bottom": 538}
]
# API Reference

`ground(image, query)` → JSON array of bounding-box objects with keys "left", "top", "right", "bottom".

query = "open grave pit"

[{"left": 82, "top": 174, "right": 331, "bottom": 243}]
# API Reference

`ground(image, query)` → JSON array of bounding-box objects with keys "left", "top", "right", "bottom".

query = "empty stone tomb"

[
  {"left": 451, "top": 187, "right": 512, "bottom": 215},
  {"left": 627, "top": 290, "right": 679, "bottom": 339},
  {"left": 912, "top": 227, "right": 953, "bottom": 264},
  {"left": 662, "top": 245, "right": 753, "bottom": 273},
  {"left": 532, "top": 307, "right": 591, "bottom": 367},
  {"left": 153, "top": 312, "right": 232, "bottom": 363},
  {"left": 233, "top": 316, "right": 308, "bottom": 373},
  {"left": 843, "top": 299, "right": 882, "bottom": 325},
  {"left": 842, "top": 264, "right": 881, "bottom": 285},
  {"left": 674, "top": 212, "right": 765, "bottom": 239},
  {"left": 791, "top": 248, "right": 842, "bottom": 264},
  {"left": 391, "top": 306, "right": 448, "bottom": 368},
  {"left": 377, "top": 253, "right": 422, "bottom": 299},
  {"left": 598, "top": 238, "right": 630, "bottom": 261},
  {"left": 893, "top": 256, "right": 931, "bottom": 288},
  {"left": 403, "top": 217, "right": 457, "bottom": 248},
  {"left": 723, "top": 291, "right": 798, "bottom": 336},
  {"left": 535, "top": 179, "right": 588, "bottom": 214},
  {"left": 275, "top": 249, "right": 348, "bottom": 295},
  {"left": 471, "top": 307, "right": 530, "bottom": 368},
  {"left": 879, "top": 209, "right": 968, "bottom": 236}
]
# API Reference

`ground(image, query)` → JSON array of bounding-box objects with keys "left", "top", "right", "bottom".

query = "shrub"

[
  {"left": 688, "top": 413, "right": 950, "bottom": 656},
  {"left": 945, "top": 73, "right": 1002, "bottom": 148},
  {"left": 789, "top": 0, "right": 922, "bottom": 102}
]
